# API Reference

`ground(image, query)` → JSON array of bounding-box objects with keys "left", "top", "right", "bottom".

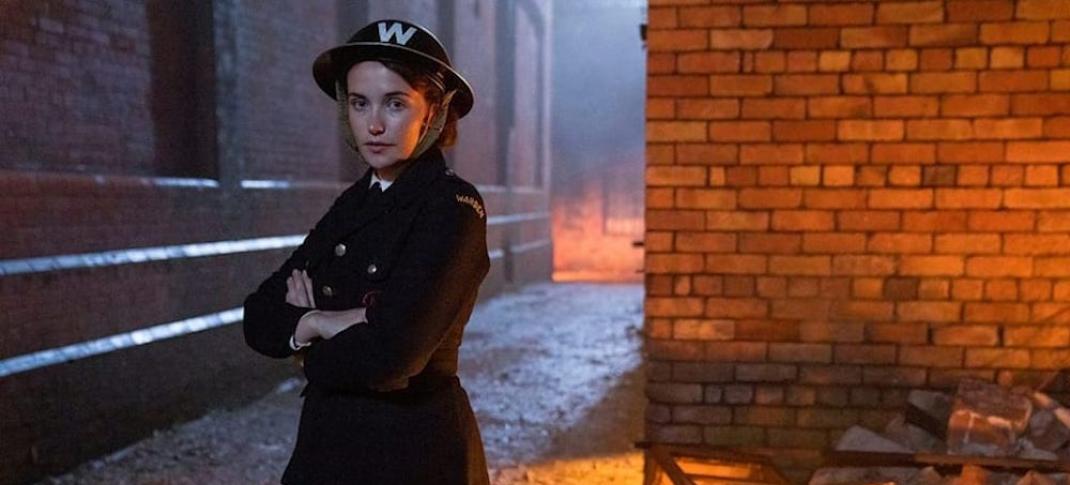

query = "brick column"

[{"left": 644, "top": 0, "right": 1070, "bottom": 479}]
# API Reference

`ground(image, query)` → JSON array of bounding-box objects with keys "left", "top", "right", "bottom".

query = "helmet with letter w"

[{"left": 312, "top": 19, "right": 474, "bottom": 119}]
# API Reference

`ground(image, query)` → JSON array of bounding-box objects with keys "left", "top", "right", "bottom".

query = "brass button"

[
  {"left": 367, "top": 263, "right": 378, "bottom": 275},
  {"left": 321, "top": 285, "right": 334, "bottom": 297},
  {"left": 334, "top": 243, "right": 346, "bottom": 257}
]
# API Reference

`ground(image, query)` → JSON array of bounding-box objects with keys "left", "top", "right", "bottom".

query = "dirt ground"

[{"left": 36, "top": 282, "right": 646, "bottom": 485}]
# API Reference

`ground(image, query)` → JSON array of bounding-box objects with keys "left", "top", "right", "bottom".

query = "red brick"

[
  {"left": 900, "top": 346, "right": 965, "bottom": 367},
  {"left": 768, "top": 255, "right": 832, "bottom": 275},
  {"left": 678, "top": 52, "right": 742, "bottom": 73},
  {"left": 948, "top": 0, "right": 1014, "bottom": 22},
  {"left": 906, "top": 120, "right": 973, "bottom": 140},
  {"left": 709, "top": 121, "right": 771, "bottom": 142},
  {"left": 832, "top": 255, "right": 897, "bottom": 276},
  {"left": 842, "top": 26, "right": 909, "bottom": 48},
  {"left": 1005, "top": 326, "right": 1070, "bottom": 347},
  {"left": 911, "top": 72, "right": 977, "bottom": 93},
  {"left": 1058, "top": 20, "right": 1070, "bottom": 41},
  {"left": 774, "top": 74, "right": 840, "bottom": 96},
  {"left": 736, "top": 319, "right": 800, "bottom": 341},
  {"left": 647, "top": 297, "right": 706, "bottom": 317},
  {"left": 873, "top": 96, "right": 940, "bottom": 118},
  {"left": 740, "top": 233, "right": 800, "bottom": 254},
  {"left": 831, "top": 300, "right": 895, "bottom": 321},
  {"left": 806, "top": 143, "right": 870, "bottom": 164},
  {"left": 759, "top": 166, "right": 790, "bottom": 186},
  {"left": 910, "top": 24, "right": 978, "bottom": 47},
  {"left": 942, "top": 94, "right": 1010, "bottom": 116},
  {"left": 899, "top": 255, "right": 965, "bottom": 276},
  {"left": 648, "top": 98, "right": 675, "bottom": 119},
  {"left": 968, "top": 210, "right": 1036, "bottom": 231},
  {"left": 1043, "top": 116, "right": 1070, "bottom": 136},
  {"left": 742, "top": 98, "right": 806, "bottom": 119},
  {"left": 802, "top": 233, "right": 866, "bottom": 253},
  {"left": 934, "top": 233, "right": 1001, "bottom": 254},
  {"left": 1006, "top": 188, "right": 1070, "bottom": 208},
  {"left": 707, "top": 211, "right": 770, "bottom": 231},
  {"left": 754, "top": 51, "right": 786, "bottom": 73},
  {"left": 980, "top": 22, "right": 1052, "bottom": 45},
  {"left": 903, "top": 211, "right": 968, "bottom": 232},
  {"left": 647, "top": 166, "right": 708, "bottom": 187},
  {"left": 877, "top": 1, "right": 944, "bottom": 24},
  {"left": 985, "top": 279, "right": 1019, "bottom": 300},
  {"left": 676, "top": 144, "right": 738, "bottom": 165},
  {"left": 679, "top": 6, "right": 743, "bottom": 28},
  {"left": 647, "top": 145, "right": 671, "bottom": 166},
  {"left": 810, "top": 3, "right": 874, "bottom": 26},
  {"left": 898, "top": 301, "right": 963, "bottom": 322},
  {"left": 648, "top": 52, "right": 676, "bottom": 74},
  {"left": 839, "top": 211, "right": 901, "bottom": 231},
  {"left": 933, "top": 325, "right": 1000, "bottom": 345},
  {"left": 803, "top": 189, "right": 866, "bottom": 209},
  {"left": 649, "top": 75, "right": 711, "bottom": 97},
  {"left": 869, "top": 189, "right": 934, "bottom": 209},
  {"left": 1039, "top": 211, "right": 1070, "bottom": 231},
  {"left": 648, "top": 210, "right": 706, "bottom": 231},
  {"left": 1004, "top": 234, "right": 1070, "bottom": 254},
  {"left": 937, "top": 142, "right": 1006, "bottom": 163},
  {"left": 868, "top": 233, "right": 932, "bottom": 253},
  {"left": 1017, "top": 0, "right": 1070, "bottom": 20},
  {"left": 1011, "top": 93, "right": 1070, "bottom": 115},
  {"left": 710, "top": 29, "right": 775, "bottom": 50},
  {"left": 740, "top": 145, "right": 805, "bottom": 165},
  {"left": 646, "top": 231, "right": 674, "bottom": 251},
  {"left": 966, "top": 256, "right": 1034, "bottom": 277},
  {"left": 966, "top": 348, "right": 1031, "bottom": 368},
  {"left": 1027, "top": 46, "right": 1063, "bottom": 67},
  {"left": 710, "top": 74, "right": 774, "bottom": 97},
  {"left": 919, "top": 48, "right": 955, "bottom": 71},
  {"left": 676, "top": 99, "right": 740, "bottom": 120},
  {"left": 648, "top": 254, "right": 706, "bottom": 273},
  {"left": 1021, "top": 279, "right": 1053, "bottom": 301},
  {"left": 834, "top": 344, "right": 897, "bottom": 365},
  {"left": 839, "top": 120, "right": 905, "bottom": 141},
  {"left": 974, "top": 118, "right": 1044, "bottom": 139},
  {"left": 843, "top": 74, "right": 910, "bottom": 95},
  {"left": 649, "top": 29, "right": 709, "bottom": 52},
  {"left": 647, "top": 382, "right": 704, "bottom": 403},
  {"left": 797, "top": 408, "right": 860, "bottom": 428},
  {"left": 703, "top": 425, "right": 766, "bottom": 446},
  {"left": 1007, "top": 142, "right": 1070, "bottom": 162},
  {"left": 854, "top": 50, "right": 885, "bottom": 71},
  {"left": 773, "top": 28, "right": 840, "bottom": 50},
  {"left": 808, "top": 96, "right": 872, "bottom": 119},
  {"left": 706, "top": 255, "right": 768, "bottom": 275},
  {"left": 772, "top": 121, "right": 837, "bottom": 142},
  {"left": 648, "top": 121, "right": 708, "bottom": 142},
  {"left": 675, "top": 189, "right": 737, "bottom": 210},
  {"left": 979, "top": 70, "right": 1049, "bottom": 92},
  {"left": 965, "top": 302, "right": 1031, "bottom": 322},
  {"left": 991, "top": 46, "right": 1027, "bottom": 68},
  {"left": 705, "top": 297, "right": 768, "bottom": 318},
  {"left": 934, "top": 189, "right": 1003, "bottom": 209},
  {"left": 769, "top": 343, "right": 833, "bottom": 364},
  {"left": 742, "top": 5, "right": 806, "bottom": 27}
]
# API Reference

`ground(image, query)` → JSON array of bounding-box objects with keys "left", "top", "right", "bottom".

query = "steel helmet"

[{"left": 312, "top": 19, "right": 474, "bottom": 119}]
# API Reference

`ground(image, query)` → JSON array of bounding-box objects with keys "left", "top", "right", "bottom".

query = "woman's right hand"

[{"left": 314, "top": 308, "right": 367, "bottom": 340}]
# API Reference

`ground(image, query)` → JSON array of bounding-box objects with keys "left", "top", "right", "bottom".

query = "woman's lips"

[{"left": 365, "top": 143, "right": 393, "bottom": 154}]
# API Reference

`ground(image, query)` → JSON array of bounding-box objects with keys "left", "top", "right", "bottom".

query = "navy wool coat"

[{"left": 242, "top": 147, "right": 491, "bottom": 485}]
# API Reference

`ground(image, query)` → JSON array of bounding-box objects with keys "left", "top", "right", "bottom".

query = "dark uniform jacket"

[{"left": 242, "top": 147, "right": 491, "bottom": 484}]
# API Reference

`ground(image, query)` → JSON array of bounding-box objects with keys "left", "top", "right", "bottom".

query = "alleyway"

[{"left": 36, "top": 283, "right": 645, "bottom": 485}]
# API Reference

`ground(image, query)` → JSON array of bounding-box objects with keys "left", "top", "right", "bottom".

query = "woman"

[{"left": 242, "top": 19, "right": 491, "bottom": 484}]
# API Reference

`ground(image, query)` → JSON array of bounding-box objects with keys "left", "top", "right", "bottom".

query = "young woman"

[{"left": 242, "top": 19, "right": 491, "bottom": 484}]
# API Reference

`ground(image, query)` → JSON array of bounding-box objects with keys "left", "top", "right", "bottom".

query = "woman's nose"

[{"left": 368, "top": 110, "right": 385, "bottom": 135}]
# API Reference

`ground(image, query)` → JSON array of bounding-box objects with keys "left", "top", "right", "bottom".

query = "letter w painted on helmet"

[{"left": 377, "top": 22, "right": 417, "bottom": 45}]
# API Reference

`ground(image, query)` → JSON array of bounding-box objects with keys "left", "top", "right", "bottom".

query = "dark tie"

[{"left": 366, "top": 181, "right": 383, "bottom": 206}]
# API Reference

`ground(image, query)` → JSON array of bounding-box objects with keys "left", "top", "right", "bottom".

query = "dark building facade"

[{"left": 0, "top": 1, "right": 553, "bottom": 483}]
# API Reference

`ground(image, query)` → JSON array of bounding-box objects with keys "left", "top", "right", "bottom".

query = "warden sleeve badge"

[{"left": 455, "top": 194, "right": 485, "bottom": 219}]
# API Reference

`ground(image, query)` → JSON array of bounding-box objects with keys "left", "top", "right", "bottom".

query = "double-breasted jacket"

[{"left": 242, "top": 147, "right": 491, "bottom": 484}]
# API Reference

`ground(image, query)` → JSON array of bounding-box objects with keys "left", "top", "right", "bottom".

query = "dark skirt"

[{"left": 281, "top": 377, "right": 489, "bottom": 485}]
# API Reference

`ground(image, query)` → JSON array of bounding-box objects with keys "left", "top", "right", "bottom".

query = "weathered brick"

[
  {"left": 839, "top": 120, "right": 905, "bottom": 141},
  {"left": 842, "top": 26, "right": 909, "bottom": 48},
  {"left": 648, "top": 29, "right": 709, "bottom": 52},
  {"left": 707, "top": 211, "right": 770, "bottom": 231},
  {"left": 937, "top": 142, "right": 1006, "bottom": 163},
  {"left": 911, "top": 72, "right": 977, "bottom": 93},
  {"left": 965, "top": 348, "right": 1031, "bottom": 368},
  {"left": 839, "top": 211, "right": 901, "bottom": 231},
  {"left": 877, "top": 1, "right": 944, "bottom": 24},
  {"left": 974, "top": 117, "right": 1044, "bottom": 139},
  {"left": 818, "top": 50, "right": 852, "bottom": 72},
  {"left": 772, "top": 120, "right": 837, "bottom": 142},
  {"left": 774, "top": 28, "right": 840, "bottom": 50},
  {"left": 991, "top": 46, "right": 1026, "bottom": 69},
  {"left": 933, "top": 325, "right": 1000, "bottom": 346},
  {"left": 709, "top": 121, "right": 771, "bottom": 142},
  {"left": 869, "top": 189, "right": 934, "bottom": 209},
  {"left": 710, "top": 74, "right": 774, "bottom": 97},
  {"left": 900, "top": 346, "right": 965, "bottom": 367},
  {"left": 843, "top": 74, "right": 910, "bottom": 95},
  {"left": 906, "top": 119, "right": 973, "bottom": 140},
  {"left": 1005, "top": 326, "right": 1070, "bottom": 347},
  {"left": 1006, "top": 188, "right": 1070, "bottom": 208},
  {"left": 956, "top": 47, "right": 991, "bottom": 69},
  {"left": 948, "top": 0, "right": 1015, "bottom": 22},
  {"left": 741, "top": 98, "right": 807, "bottom": 119},
  {"left": 920, "top": 48, "right": 955, "bottom": 71},
  {"left": 648, "top": 121, "right": 708, "bottom": 142},
  {"left": 677, "top": 99, "right": 740, "bottom": 120},
  {"left": 910, "top": 24, "right": 978, "bottom": 47},
  {"left": 647, "top": 166, "right": 708, "bottom": 187},
  {"left": 1017, "top": 0, "right": 1070, "bottom": 20},
  {"left": 806, "top": 143, "right": 870, "bottom": 164},
  {"left": 898, "top": 301, "right": 963, "bottom": 322},
  {"left": 810, "top": 3, "right": 874, "bottom": 26},
  {"left": 874, "top": 96, "right": 940, "bottom": 118},
  {"left": 966, "top": 256, "right": 1034, "bottom": 277},
  {"left": 678, "top": 6, "right": 743, "bottom": 28},
  {"left": 934, "top": 233, "right": 1001, "bottom": 254},
  {"left": 706, "top": 255, "right": 769, "bottom": 275},
  {"left": 979, "top": 70, "right": 1049, "bottom": 92},
  {"left": 868, "top": 233, "right": 932, "bottom": 253},
  {"left": 980, "top": 21, "right": 1051, "bottom": 45},
  {"left": 710, "top": 29, "right": 775, "bottom": 50},
  {"left": 942, "top": 94, "right": 1010, "bottom": 116},
  {"left": 678, "top": 52, "right": 742, "bottom": 73},
  {"left": 677, "top": 143, "right": 738, "bottom": 165},
  {"left": 774, "top": 74, "right": 840, "bottom": 96}
]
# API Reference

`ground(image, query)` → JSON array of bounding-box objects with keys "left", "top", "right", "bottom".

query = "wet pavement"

[{"left": 36, "top": 282, "right": 646, "bottom": 485}]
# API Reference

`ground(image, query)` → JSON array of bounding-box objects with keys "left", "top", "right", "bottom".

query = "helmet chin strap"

[{"left": 334, "top": 79, "right": 455, "bottom": 170}]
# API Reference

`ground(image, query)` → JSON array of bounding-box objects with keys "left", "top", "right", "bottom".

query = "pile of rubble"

[{"left": 810, "top": 379, "right": 1070, "bottom": 485}]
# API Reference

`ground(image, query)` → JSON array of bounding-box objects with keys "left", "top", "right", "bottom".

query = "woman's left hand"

[{"left": 286, "top": 269, "right": 317, "bottom": 308}]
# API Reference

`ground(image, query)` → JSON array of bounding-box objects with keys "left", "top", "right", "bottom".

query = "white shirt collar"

[{"left": 370, "top": 171, "right": 393, "bottom": 191}]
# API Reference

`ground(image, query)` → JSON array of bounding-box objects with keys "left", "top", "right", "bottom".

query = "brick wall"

[{"left": 644, "top": 0, "right": 1070, "bottom": 479}]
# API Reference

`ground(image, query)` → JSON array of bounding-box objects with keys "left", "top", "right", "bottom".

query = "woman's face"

[{"left": 345, "top": 61, "right": 431, "bottom": 178}]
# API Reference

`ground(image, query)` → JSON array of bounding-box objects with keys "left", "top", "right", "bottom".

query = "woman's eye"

[
  {"left": 388, "top": 99, "right": 406, "bottom": 110},
  {"left": 350, "top": 99, "right": 367, "bottom": 110}
]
